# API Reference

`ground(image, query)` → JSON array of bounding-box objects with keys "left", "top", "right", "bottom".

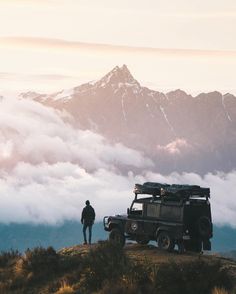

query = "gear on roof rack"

[{"left": 134, "top": 182, "right": 210, "bottom": 199}]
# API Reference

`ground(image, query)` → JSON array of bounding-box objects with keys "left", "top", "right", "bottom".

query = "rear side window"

[
  {"left": 147, "top": 204, "right": 160, "bottom": 218},
  {"left": 160, "top": 205, "right": 182, "bottom": 221}
]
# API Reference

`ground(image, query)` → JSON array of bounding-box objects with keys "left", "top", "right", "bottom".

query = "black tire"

[
  {"left": 136, "top": 236, "right": 149, "bottom": 245},
  {"left": 197, "top": 216, "right": 211, "bottom": 238},
  {"left": 177, "top": 239, "right": 185, "bottom": 254},
  {"left": 109, "top": 228, "right": 125, "bottom": 247},
  {"left": 157, "top": 231, "right": 175, "bottom": 252}
]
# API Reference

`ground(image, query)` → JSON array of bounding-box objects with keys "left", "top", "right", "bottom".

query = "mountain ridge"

[
  {"left": 19, "top": 65, "right": 236, "bottom": 174},
  {"left": 19, "top": 65, "right": 235, "bottom": 102}
]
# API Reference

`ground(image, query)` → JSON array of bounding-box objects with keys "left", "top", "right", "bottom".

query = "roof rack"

[{"left": 134, "top": 182, "right": 210, "bottom": 200}]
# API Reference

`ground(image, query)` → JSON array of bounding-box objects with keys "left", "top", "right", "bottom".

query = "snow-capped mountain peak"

[{"left": 95, "top": 64, "right": 140, "bottom": 88}]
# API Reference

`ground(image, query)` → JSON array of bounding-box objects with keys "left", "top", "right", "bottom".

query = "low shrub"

[
  {"left": 18, "top": 246, "right": 59, "bottom": 282},
  {"left": 0, "top": 250, "right": 21, "bottom": 267},
  {"left": 212, "top": 287, "right": 230, "bottom": 294},
  {"left": 152, "top": 259, "right": 233, "bottom": 294},
  {"left": 59, "top": 254, "right": 83, "bottom": 273},
  {"left": 79, "top": 241, "right": 129, "bottom": 292},
  {"left": 127, "top": 261, "right": 152, "bottom": 286},
  {"left": 95, "top": 280, "right": 140, "bottom": 294},
  {"left": 55, "top": 281, "right": 75, "bottom": 294}
]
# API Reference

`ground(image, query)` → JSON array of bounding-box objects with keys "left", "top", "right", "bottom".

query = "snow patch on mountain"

[
  {"left": 221, "top": 94, "right": 232, "bottom": 122},
  {"left": 146, "top": 103, "right": 155, "bottom": 118},
  {"left": 163, "top": 93, "right": 169, "bottom": 100},
  {"left": 160, "top": 106, "right": 176, "bottom": 135},
  {"left": 121, "top": 93, "right": 127, "bottom": 121},
  {"left": 157, "top": 138, "right": 190, "bottom": 155},
  {"left": 54, "top": 88, "right": 74, "bottom": 101}
]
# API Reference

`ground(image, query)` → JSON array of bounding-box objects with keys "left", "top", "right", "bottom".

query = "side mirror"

[{"left": 127, "top": 208, "right": 130, "bottom": 215}]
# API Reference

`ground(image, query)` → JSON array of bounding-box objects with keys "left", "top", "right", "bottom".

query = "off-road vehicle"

[{"left": 103, "top": 182, "right": 213, "bottom": 252}]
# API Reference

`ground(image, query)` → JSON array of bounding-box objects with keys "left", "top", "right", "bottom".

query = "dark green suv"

[{"left": 103, "top": 182, "right": 213, "bottom": 253}]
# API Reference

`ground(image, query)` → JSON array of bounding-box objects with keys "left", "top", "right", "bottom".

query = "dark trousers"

[{"left": 83, "top": 223, "right": 92, "bottom": 244}]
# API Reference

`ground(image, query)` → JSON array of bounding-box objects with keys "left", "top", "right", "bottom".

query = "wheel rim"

[
  {"left": 161, "top": 236, "right": 170, "bottom": 249},
  {"left": 159, "top": 234, "right": 171, "bottom": 249}
]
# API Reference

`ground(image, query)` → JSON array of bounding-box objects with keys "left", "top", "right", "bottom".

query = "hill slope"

[{"left": 1, "top": 242, "right": 236, "bottom": 293}]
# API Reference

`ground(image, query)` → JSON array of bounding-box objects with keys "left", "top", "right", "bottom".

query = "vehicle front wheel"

[
  {"left": 157, "top": 231, "right": 175, "bottom": 252},
  {"left": 109, "top": 228, "right": 125, "bottom": 247}
]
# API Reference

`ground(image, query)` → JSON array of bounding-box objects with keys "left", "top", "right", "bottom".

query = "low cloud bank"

[
  {"left": 0, "top": 97, "right": 152, "bottom": 170},
  {"left": 0, "top": 97, "right": 236, "bottom": 227},
  {"left": 0, "top": 163, "right": 236, "bottom": 227}
]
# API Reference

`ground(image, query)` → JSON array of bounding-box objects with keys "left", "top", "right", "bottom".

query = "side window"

[
  {"left": 160, "top": 205, "right": 181, "bottom": 220},
  {"left": 131, "top": 202, "right": 143, "bottom": 215},
  {"left": 147, "top": 204, "right": 160, "bottom": 218}
]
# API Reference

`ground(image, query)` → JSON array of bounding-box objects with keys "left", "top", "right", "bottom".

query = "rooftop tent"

[{"left": 134, "top": 182, "right": 210, "bottom": 199}]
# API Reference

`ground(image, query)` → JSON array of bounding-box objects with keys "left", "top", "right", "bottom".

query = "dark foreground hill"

[{"left": 1, "top": 242, "right": 236, "bottom": 294}]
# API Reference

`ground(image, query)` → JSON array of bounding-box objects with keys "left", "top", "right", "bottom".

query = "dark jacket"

[{"left": 81, "top": 205, "right": 95, "bottom": 225}]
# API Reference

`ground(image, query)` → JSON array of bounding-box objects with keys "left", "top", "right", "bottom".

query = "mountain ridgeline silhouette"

[{"left": 21, "top": 65, "right": 236, "bottom": 174}]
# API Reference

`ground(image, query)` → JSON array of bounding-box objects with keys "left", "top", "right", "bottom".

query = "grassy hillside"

[{"left": 0, "top": 242, "right": 236, "bottom": 294}]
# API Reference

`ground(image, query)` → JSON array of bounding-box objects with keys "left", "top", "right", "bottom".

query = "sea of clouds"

[{"left": 0, "top": 97, "right": 236, "bottom": 227}]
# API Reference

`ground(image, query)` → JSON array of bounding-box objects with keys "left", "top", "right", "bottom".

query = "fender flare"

[
  {"left": 108, "top": 220, "right": 124, "bottom": 232},
  {"left": 156, "top": 226, "right": 173, "bottom": 238}
]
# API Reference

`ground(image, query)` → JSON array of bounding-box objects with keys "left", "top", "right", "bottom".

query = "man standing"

[{"left": 81, "top": 200, "right": 95, "bottom": 245}]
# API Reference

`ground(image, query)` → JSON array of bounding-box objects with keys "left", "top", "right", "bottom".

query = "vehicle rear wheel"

[
  {"left": 136, "top": 236, "right": 149, "bottom": 245},
  {"left": 109, "top": 228, "right": 125, "bottom": 247},
  {"left": 177, "top": 239, "right": 185, "bottom": 254},
  {"left": 197, "top": 216, "right": 211, "bottom": 238},
  {"left": 157, "top": 231, "right": 175, "bottom": 252}
]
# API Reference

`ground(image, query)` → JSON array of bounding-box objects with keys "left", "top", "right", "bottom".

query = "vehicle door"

[{"left": 126, "top": 201, "right": 145, "bottom": 235}]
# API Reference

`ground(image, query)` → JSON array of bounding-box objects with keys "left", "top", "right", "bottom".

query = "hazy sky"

[
  {"left": 1, "top": 1, "right": 236, "bottom": 227},
  {"left": 0, "top": 0, "right": 235, "bottom": 94}
]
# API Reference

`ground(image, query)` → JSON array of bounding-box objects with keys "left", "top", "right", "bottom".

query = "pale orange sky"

[{"left": 0, "top": 0, "right": 235, "bottom": 94}]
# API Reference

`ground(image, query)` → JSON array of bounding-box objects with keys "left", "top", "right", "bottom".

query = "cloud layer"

[
  {"left": 1, "top": 37, "right": 236, "bottom": 57},
  {"left": 0, "top": 97, "right": 236, "bottom": 227},
  {"left": 0, "top": 97, "right": 152, "bottom": 170}
]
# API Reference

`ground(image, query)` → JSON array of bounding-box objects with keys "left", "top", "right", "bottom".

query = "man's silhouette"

[{"left": 81, "top": 200, "right": 95, "bottom": 245}]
